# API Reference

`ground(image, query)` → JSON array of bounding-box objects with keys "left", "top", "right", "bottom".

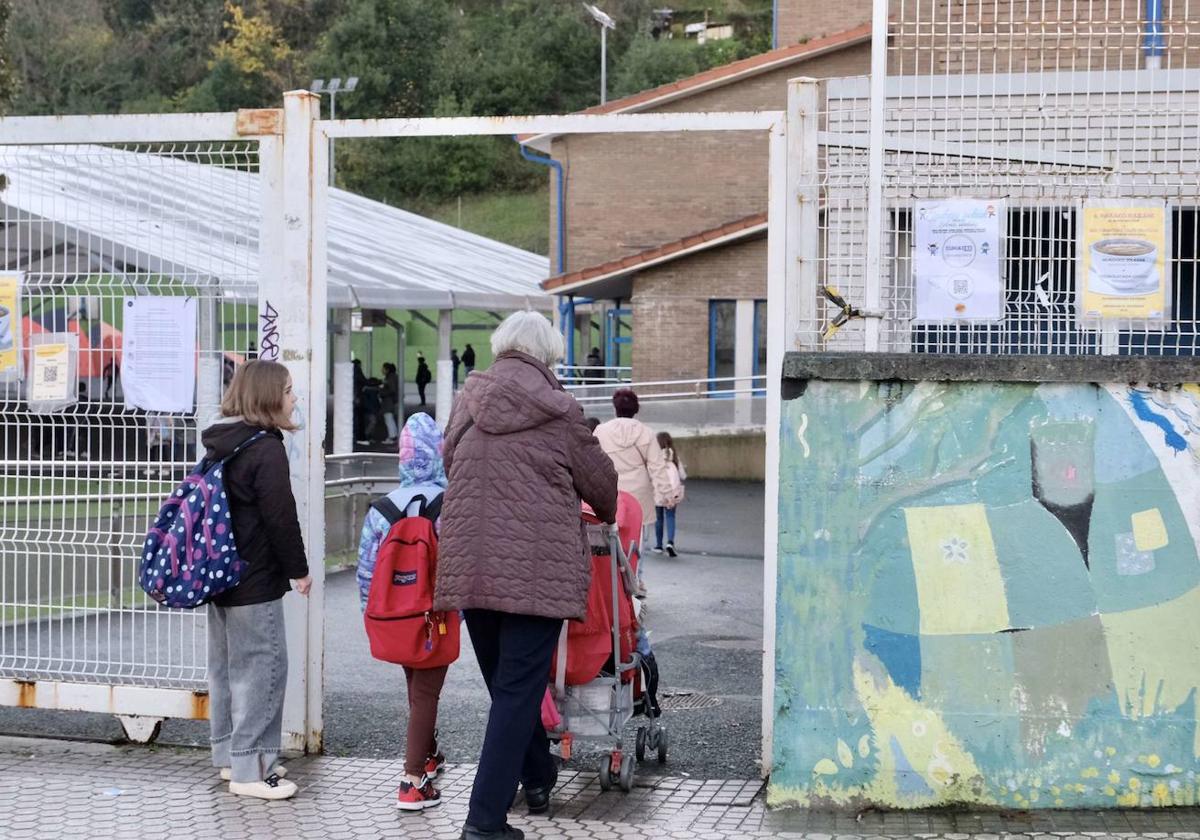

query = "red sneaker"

[
  {"left": 396, "top": 776, "right": 441, "bottom": 811},
  {"left": 424, "top": 751, "right": 446, "bottom": 777}
]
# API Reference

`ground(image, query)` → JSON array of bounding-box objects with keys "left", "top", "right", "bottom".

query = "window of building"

[{"left": 709, "top": 300, "right": 736, "bottom": 390}]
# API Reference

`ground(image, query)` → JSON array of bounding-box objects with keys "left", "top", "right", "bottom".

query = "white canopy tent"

[{"left": 0, "top": 144, "right": 551, "bottom": 445}]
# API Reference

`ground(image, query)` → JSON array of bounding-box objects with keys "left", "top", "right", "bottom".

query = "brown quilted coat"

[{"left": 433, "top": 351, "right": 618, "bottom": 621}]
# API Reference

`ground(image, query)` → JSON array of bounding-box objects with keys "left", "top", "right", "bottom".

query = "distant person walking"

[
  {"left": 652, "top": 431, "right": 686, "bottom": 557},
  {"left": 594, "top": 389, "right": 675, "bottom": 583},
  {"left": 462, "top": 344, "right": 476, "bottom": 375},
  {"left": 357, "top": 413, "right": 453, "bottom": 811},
  {"left": 200, "top": 360, "right": 311, "bottom": 801},
  {"left": 584, "top": 347, "right": 603, "bottom": 385},
  {"left": 451, "top": 348, "right": 462, "bottom": 389},
  {"left": 353, "top": 359, "right": 367, "bottom": 443},
  {"left": 381, "top": 362, "right": 400, "bottom": 444},
  {"left": 416, "top": 355, "right": 432, "bottom": 407},
  {"left": 435, "top": 311, "right": 618, "bottom": 840}
]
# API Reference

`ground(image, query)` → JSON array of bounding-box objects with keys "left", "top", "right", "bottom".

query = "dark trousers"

[
  {"left": 417, "top": 383, "right": 428, "bottom": 405},
  {"left": 464, "top": 609, "right": 561, "bottom": 831},
  {"left": 403, "top": 664, "right": 448, "bottom": 778}
]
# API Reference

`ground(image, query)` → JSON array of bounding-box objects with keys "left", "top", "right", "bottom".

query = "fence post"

[
  {"left": 863, "top": 0, "right": 889, "bottom": 351},
  {"left": 332, "top": 309, "right": 354, "bottom": 453},
  {"left": 789, "top": 78, "right": 820, "bottom": 350},
  {"left": 257, "top": 91, "right": 327, "bottom": 754},
  {"left": 762, "top": 108, "right": 789, "bottom": 779}
]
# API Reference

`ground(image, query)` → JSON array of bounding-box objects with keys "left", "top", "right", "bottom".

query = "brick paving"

[{"left": 3, "top": 737, "right": 1200, "bottom": 839}]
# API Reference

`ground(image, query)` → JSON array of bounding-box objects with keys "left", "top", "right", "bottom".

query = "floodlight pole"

[{"left": 600, "top": 25, "right": 608, "bottom": 105}]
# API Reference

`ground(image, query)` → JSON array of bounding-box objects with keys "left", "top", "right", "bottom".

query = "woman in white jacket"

[
  {"left": 653, "top": 431, "right": 685, "bottom": 556},
  {"left": 594, "top": 390, "right": 678, "bottom": 580}
]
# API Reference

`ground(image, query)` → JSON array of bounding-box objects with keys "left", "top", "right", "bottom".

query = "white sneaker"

[
  {"left": 221, "top": 764, "right": 287, "bottom": 782},
  {"left": 665, "top": 542, "right": 677, "bottom": 558},
  {"left": 229, "top": 774, "right": 297, "bottom": 800}
]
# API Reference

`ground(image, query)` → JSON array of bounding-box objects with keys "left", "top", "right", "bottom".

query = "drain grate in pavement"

[{"left": 660, "top": 688, "right": 723, "bottom": 711}]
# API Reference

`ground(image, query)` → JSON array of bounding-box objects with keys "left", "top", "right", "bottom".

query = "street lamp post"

[
  {"left": 582, "top": 4, "right": 615, "bottom": 105},
  {"left": 310, "top": 77, "right": 359, "bottom": 187}
]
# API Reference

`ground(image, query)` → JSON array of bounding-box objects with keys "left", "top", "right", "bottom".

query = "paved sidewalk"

[{"left": 4, "top": 738, "right": 1200, "bottom": 839}]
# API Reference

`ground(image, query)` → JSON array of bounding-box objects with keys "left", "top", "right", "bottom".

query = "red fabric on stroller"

[{"left": 550, "top": 491, "right": 642, "bottom": 687}]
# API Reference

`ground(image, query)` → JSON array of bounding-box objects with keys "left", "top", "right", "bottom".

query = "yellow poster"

[
  {"left": 1078, "top": 200, "right": 1169, "bottom": 321},
  {"left": 0, "top": 272, "right": 20, "bottom": 378}
]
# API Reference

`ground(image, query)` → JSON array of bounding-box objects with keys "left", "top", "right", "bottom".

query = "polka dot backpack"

[{"left": 138, "top": 432, "right": 267, "bottom": 608}]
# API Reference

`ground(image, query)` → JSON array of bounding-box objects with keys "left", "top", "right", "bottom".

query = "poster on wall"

[
  {"left": 0, "top": 272, "right": 22, "bottom": 381},
  {"left": 1076, "top": 199, "right": 1170, "bottom": 322},
  {"left": 122, "top": 296, "right": 197, "bottom": 413},
  {"left": 912, "top": 198, "right": 1005, "bottom": 321}
]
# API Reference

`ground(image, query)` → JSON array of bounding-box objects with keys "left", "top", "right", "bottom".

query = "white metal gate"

[
  {"left": 0, "top": 109, "right": 326, "bottom": 749},
  {"left": 0, "top": 102, "right": 789, "bottom": 759}
]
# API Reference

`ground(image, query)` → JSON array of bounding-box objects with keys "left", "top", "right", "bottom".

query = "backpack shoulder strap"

[
  {"left": 370, "top": 496, "right": 406, "bottom": 525},
  {"left": 420, "top": 493, "right": 444, "bottom": 524},
  {"left": 221, "top": 430, "right": 269, "bottom": 464}
]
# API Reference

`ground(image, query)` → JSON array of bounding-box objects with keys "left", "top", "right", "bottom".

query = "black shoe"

[
  {"left": 460, "top": 824, "right": 524, "bottom": 840},
  {"left": 523, "top": 773, "right": 557, "bottom": 815}
]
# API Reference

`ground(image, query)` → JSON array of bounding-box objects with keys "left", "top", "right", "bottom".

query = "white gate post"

[
  {"left": 258, "top": 90, "right": 327, "bottom": 753},
  {"left": 789, "top": 78, "right": 821, "bottom": 350},
  {"left": 863, "top": 0, "right": 889, "bottom": 351},
  {"left": 435, "top": 308, "right": 454, "bottom": 428},
  {"left": 332, "top": 309, "right": 354, "bottom": 454},
  {"left": 734, "top": 299, "right": 755, "bottom": 425},
  {"left": 761, "top": 109, "right": 790, "bottom": 779}
]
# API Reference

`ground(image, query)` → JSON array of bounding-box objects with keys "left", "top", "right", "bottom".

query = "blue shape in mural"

[
  {"left": 863, "top": 624, "right": 922, "bottom": 698},
  {"left": 1128, "top": 390, "right": 1188, "bottom": 452},
  {"left": 890, "top": 735, "right": 934, "bottom": 798}
]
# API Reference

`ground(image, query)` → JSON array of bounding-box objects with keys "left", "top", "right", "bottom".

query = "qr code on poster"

[{"left": 43, "top": 367, "right": 58, "bottom": 383}]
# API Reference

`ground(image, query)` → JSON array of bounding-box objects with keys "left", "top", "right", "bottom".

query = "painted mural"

[{"left": 772, "top": 380, "right": 1200, "bottom": 809}]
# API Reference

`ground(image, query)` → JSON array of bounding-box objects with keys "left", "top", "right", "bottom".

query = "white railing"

[{"left": 565, "top": 374, "right": 767, "bottom": 404}]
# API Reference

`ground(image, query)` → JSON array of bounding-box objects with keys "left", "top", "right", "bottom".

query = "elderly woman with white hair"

[{"left": 434, "top": 311, "right": 617, "bottom": 840}]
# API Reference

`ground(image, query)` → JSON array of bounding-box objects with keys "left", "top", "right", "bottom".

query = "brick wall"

[
  {"left": 777, "top": 0, "right": 872, "bottom": 47},
  {"left": 550, "top": 45, "right": 870, "bottom": 274},
  {"left": 775, "top": 0, "right": 1200, "bottom": 71},
  {"left": 630, "top": 237, "right": 767, "bottom": 385}
]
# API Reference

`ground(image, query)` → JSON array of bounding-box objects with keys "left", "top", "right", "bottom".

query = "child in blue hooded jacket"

[{"left": 357, "top": 412, "right": 450, "bottom": 812}]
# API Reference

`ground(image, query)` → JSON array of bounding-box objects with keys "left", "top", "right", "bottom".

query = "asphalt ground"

[{"left": 0, "top": 480, "right": 766, "bottom": 779}]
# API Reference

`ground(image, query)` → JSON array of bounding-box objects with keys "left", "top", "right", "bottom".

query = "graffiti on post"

[
  {"left": 772, "top": 380, "right": 1200, "bottom": 809},
  {"left": 259, "top": 301, "right": 280, "bottom": 362}
]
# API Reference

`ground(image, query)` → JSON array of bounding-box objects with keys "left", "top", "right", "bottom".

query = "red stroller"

[{"left": 546, "top": 491, "right": 668, "bottom": 792}]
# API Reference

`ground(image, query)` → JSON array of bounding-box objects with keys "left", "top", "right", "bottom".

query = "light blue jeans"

[{"left": 207, "top": 599, "right": 288, "bottom": 783}]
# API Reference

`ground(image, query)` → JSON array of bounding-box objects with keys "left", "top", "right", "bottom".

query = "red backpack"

[{"left": 363, "top": 493, "right": 460, "bottom": 669}]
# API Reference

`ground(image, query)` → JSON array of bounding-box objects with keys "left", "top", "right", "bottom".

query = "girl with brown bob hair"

[{"left": 201, "top": 359, "right": 310, "bottom": 801}]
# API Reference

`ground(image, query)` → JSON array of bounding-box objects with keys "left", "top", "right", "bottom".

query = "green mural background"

[{"left": 771, "top": 380, "right": 1200, "bottom": 808}]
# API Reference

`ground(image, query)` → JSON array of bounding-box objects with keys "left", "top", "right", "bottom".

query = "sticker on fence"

[
  {"left": 122, "top": 296, "right": 198, "bottom": 413},
  {"left": 26, "top": 332, "right": 78, "bottom": 412},
  {"left": 912, "top": 198, "right": 1005, "bottom": 322}
]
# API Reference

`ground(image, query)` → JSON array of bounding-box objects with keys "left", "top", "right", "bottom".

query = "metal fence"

[
  {"left": 0, "top": 122, "right": 271, "bottom": 733},
  {"left": 800, "top": 0, "right": 1200, "bottom": 355}
]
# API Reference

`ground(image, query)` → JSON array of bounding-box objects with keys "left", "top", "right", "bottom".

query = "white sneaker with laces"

[
  {"left": 229, "top": 773, "right": 297, "bottom": 800},
  {"left": 665, "top": 542, "right": 677, "bottom": 557},
  {"left": 221, "top": 765, "right": 287, "bottom": 782}
]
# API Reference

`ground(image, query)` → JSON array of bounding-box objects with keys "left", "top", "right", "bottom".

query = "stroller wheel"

[
  {"left": 618, "top": 752, "right": 636, "bottom": 793},
  {"left": 657, "top": 726, "right": 669, "bottom": 764},
  {"left": 598, "top": 757, "right": 613, "bottom": 792},
  {"left": 635, "top": 726, "right": 648, "bottom": 762}
]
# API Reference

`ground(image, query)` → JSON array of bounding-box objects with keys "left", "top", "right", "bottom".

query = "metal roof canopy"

[{"left": 0, "top": 144, "right": 551, "bottom": 312}]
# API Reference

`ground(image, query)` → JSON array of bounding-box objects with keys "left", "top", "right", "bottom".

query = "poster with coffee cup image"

[
  {"left": 1077, "top": 199, "right": 1170, "bottom": 322},
  {"left": 0, "top": 272, "right": 22, "bottom": 381}
]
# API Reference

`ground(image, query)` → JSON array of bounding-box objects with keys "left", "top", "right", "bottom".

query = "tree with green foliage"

[{"left": 0, "top": 0, "right": 15, "bottom": 113}]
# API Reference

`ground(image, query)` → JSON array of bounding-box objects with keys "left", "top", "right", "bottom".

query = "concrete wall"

[
  {"left": 674, "top": 430, "right": 766, "bottom": 482},
  {"left": 771, "top": 365, "right": 1200, "bottom": 808}
]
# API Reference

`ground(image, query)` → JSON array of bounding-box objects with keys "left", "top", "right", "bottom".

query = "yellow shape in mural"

[
  {"left": 1131, "top": 508, "right": 1169, "bottom": 552},
  {"left": 853, "top": 657, "right": 989, "bottom": 804},
  {"left": 1101, "top": 586, "right": 1200, "bottom": 755},
  {"left": 904, "top": 503, "right": 1010, "bottom": 635}
]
